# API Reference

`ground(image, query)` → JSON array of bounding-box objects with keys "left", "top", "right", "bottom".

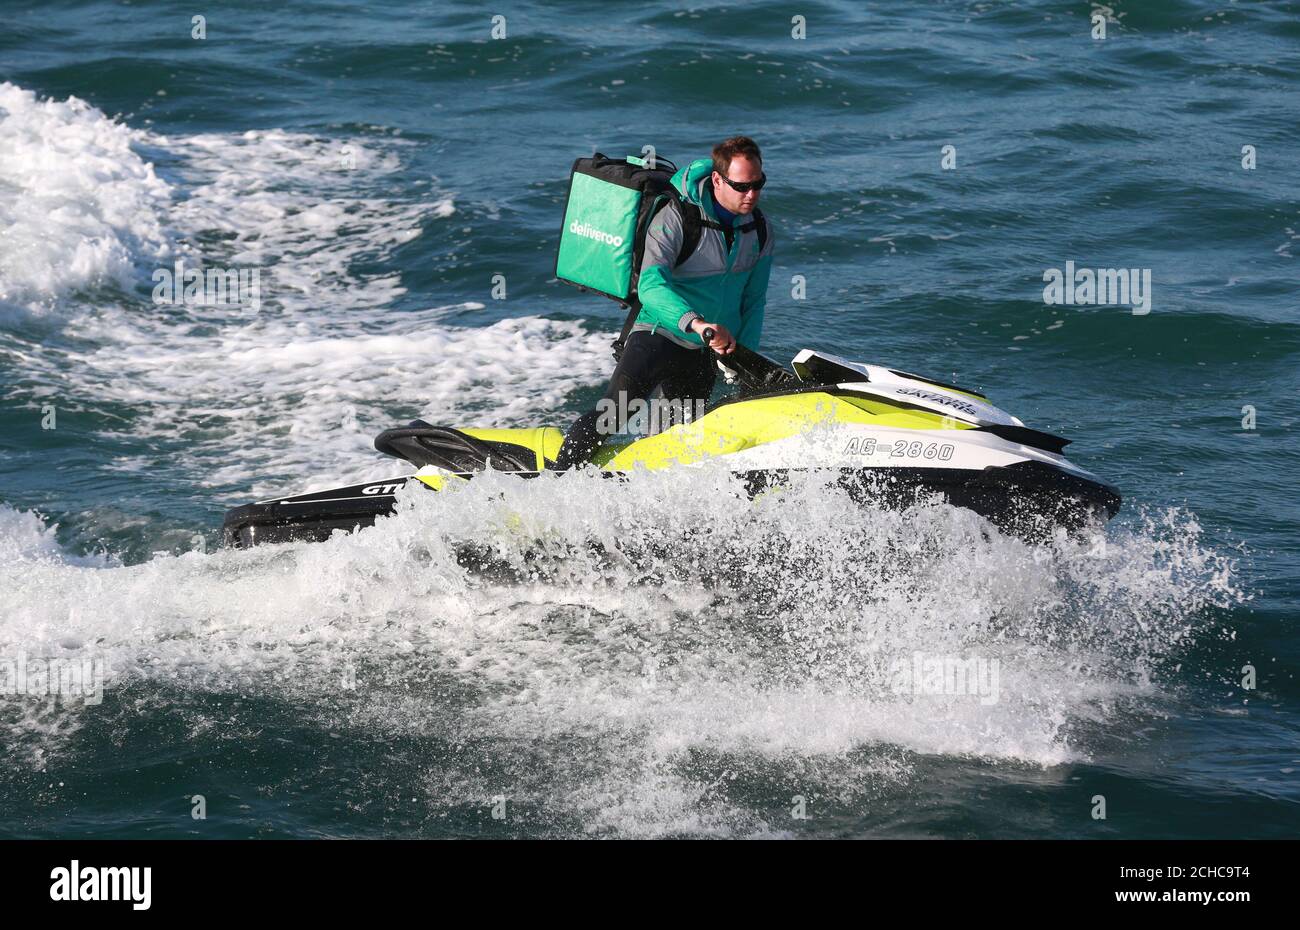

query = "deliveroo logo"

[{"left": 569, "top": 220, "right": 624, "bottom": 248}]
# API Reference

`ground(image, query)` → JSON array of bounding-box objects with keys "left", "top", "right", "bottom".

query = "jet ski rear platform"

[
  {"left": 221, "top": 424, "right": 560, "bottom": 548},
  {"left": 223, "top": 478, "right": 413, "bottom": 548}
]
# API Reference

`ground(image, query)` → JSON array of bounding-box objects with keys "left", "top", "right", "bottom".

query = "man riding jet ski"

[
  {"left": 552, "top": 136, "right": 774, "bottom": 469},
  {"left": 221, "top": 340, "right": 1121, "bottom": 548},
  {"left": 223, "top": 140, "right": 1119, "bottom": 547}
]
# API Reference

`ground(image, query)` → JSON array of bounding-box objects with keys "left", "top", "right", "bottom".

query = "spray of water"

[{"left": 0, "top": 464, "right": 1245, "bottom": 835}]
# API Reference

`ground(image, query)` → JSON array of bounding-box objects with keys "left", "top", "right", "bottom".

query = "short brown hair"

[{"left": 712, "top": 136, "right": 762, "bottom": 177}]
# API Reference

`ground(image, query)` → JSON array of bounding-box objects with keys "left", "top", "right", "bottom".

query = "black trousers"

[{"left": 553, "top": 329, "right": 717, "bottom": 469}]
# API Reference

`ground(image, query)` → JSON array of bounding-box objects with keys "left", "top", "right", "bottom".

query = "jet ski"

[{"left": 221, "top": 340, "right": 1120, "bottom": 548}]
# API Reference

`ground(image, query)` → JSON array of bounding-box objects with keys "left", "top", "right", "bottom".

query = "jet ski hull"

[
  {"left": 221, "top": 461, "right": 1119, "bottom": 548},
  {"left": 818, "top": 460, "right": 1119, "bottom": 536}
]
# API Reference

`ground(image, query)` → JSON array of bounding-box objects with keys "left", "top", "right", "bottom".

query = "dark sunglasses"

[{"left": 718, "top": 173, "right": 767, "bottom": 194}]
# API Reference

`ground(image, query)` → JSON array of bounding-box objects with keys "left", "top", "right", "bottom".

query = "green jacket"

[{"left": 633, "top": 158, "right": 774, "bottom": 351}]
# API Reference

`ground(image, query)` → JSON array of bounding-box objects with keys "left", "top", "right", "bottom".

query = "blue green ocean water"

[{"left": 0, "top": 0, "right": 1297, "bottom": 838}]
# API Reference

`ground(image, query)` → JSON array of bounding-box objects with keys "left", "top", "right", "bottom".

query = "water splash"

[{"left": 0, "top": 465, "right": 1245, "bottom": 834}]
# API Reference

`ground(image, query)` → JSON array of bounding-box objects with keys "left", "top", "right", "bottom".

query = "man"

[{"left": 553, "top": 136, "right": 775, "bottom": 469}]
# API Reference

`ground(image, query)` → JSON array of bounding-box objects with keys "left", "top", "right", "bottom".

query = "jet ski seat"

[{"left": 374, "top": 422, "right": 541, "bottom": 473}]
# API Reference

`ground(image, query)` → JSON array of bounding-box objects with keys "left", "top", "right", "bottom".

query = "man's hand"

[{"left": 689, "top": 319, "right": 736, "bottom": 355}]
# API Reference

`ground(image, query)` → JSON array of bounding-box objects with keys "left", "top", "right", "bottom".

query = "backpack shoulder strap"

[
  {"left": 673, "top": 198, "right": 707, "bottom": 268},
  {"left": 636, "top": 193, "right": 701, "bottom": 267},
  {"left": 665, "top": 194, "right": 768, "bottom": 266},
  {"left": 610, "top": 195, "right": 734, "bottom": 359},
  {"left": 612, "top": 193, "right": 676, "bottom": 356}
]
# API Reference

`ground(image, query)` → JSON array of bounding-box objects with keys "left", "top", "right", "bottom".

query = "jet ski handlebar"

[{"left": 700, "top": 327, "right": 797, "bottom": 392}]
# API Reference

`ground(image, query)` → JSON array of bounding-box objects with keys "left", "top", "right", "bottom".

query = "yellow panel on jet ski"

[
  {"left": 599, "top": 393, "right": 833, "bottom": 469},
  {"left": 598, "top": 392, "right": 976, "bottom": 471},
  {"left": 591, "top": 394, "right": 824, "bottom": 470},
  {"left": 418, "top": 397, "right": 975, "bottom": 478},
  {"left": 459, "top": 427, "right": 566, "bottom": 471}
]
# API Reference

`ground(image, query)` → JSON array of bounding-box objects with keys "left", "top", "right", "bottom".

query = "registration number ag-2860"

[{"left": 843, "top": 438, "right": 955, "bottom": 461}]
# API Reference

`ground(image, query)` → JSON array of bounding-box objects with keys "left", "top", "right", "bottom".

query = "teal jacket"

[{"left": 632, "top": 158, "right": 774, "bottom": 351}]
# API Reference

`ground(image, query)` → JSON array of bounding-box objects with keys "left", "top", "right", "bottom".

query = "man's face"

[{"left": 711, "top": 155, "right": 763, "bottom": 215}]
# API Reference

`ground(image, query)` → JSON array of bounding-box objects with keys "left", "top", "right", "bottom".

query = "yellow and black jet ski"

[{"left": 221, "top": 342, "right": 1120, "bottom": 547}]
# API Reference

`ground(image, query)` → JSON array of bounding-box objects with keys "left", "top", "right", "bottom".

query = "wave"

[
  {"left": 0, "top": 83, "right": 610, "bottom": 503},
  {"left": 0, "top": 471, "right": 1245, "bottom": 834},
  {"left": 0, "top": 83, "right": 172, "bottom": 314}
]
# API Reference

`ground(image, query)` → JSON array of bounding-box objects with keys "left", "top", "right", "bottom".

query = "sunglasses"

[{"left": 718, "top": 172, "right": 767, "bottom": 194}]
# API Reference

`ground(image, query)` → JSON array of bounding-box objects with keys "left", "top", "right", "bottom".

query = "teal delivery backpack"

[{"left": 555, "top": 152, "right": 680, "bottom": 305}]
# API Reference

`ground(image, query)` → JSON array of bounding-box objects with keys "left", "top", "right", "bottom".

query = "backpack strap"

[
  {"left": 611, "top": 193, "right": 698, "bottom": 359},
  {"left": 691, "top": 205, "right": 766, "bottom": 254},
  {"left": 727, "top": 208, "right": 767, "bottom": 252},
  {"left": 673, "top": 198, "right": 705, "bottom": 268},
  {"left": 675, "top": 201, "right": 766, "bottom": 258},
  {"left": 610, "top": 202, "right": 766, "bottom": 359},
  {"left": 750, "top": 208, "right": 768, "bottom": 252}
]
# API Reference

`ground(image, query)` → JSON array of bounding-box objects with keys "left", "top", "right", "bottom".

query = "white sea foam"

[
  {"left": 0, "top": 83, "right": 609, "bottom": 498},
  {"left": 0, "top": 505, "right": 109, "bottom": 567},
  {"left": 0, "top": 83, "right": 172, "bottom": 313},
  {"left": 0, "top": 474, "right": 1244, "bottom": 834}
]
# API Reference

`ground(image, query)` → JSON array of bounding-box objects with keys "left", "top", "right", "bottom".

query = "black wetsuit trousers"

[{"left": 553, "top": 329, "right": 717, "bottom": 469}]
